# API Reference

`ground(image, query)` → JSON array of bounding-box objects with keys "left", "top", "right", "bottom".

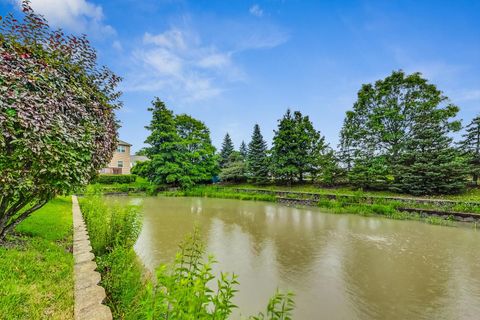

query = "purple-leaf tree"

[{"left": 0, "top": 1, "right": 121, "bottom": 240}]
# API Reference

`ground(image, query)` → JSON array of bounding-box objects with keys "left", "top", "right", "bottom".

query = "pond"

[{"left": 115, "top": 196, "right": 480, "bottom": 319}]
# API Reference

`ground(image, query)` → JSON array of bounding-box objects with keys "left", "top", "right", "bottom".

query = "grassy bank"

[
  {"left": 86, "top": 176, "right": 158, "bottom": 195},
  {"left": 219, "top": 184, "right": 480, "bottom": 214},
  {"left": 162, "top": 185, "right": 277, "bottom": 202},
  {"left": 222, "top": 183, "right": 480, "bottom": 202},
  {"left": 0, "top": 197, "right": 74, "bottom": 320}
]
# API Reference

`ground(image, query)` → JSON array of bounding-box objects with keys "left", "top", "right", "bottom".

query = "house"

[{"left": 100, "top": 140, "right": 132, "bottom": 174}]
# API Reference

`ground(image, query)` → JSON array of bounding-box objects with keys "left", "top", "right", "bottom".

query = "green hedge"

[{"left": 95, "top": 174, "right": 137, "bottom": 184}]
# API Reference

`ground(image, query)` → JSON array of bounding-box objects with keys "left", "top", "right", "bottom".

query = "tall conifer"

[
  {"left": 239, "top": 141, "right": 248, "bottom": 160},
  {"left": 247, "top": 124, "right": 270, "bottom": 184},
  {"left": 219, "top": 133, "right": 235, "bottom": 168},
  {"left": 459, "top": 114, "right": 480, "bottom": 184},
  {"left": 393, "top": 116, "right": 467, "bottom": 195}
]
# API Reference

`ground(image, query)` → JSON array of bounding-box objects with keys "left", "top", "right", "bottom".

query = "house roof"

[{"left": 118, "top": 139, "right": 132, "bottom": 146}]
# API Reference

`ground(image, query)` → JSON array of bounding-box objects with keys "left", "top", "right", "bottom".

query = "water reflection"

[{"left": 113, "top": 196, "right": 480, "bottom": 319}]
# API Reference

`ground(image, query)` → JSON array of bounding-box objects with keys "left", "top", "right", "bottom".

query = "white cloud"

[
  {"left": 112, "top": 40, "right": 123, "bottom": 51},
  {"left": 19, "top": 0, "right": 115, "bottom": 36},
  {"left": 143, "top": 30, "right": 188, "bottom": 51},
  {"left": 137, "top": 47, "right": 184, "bottom": 77},
  {"left": 125, "top": 19, "right": 288, "bottom": 103},
  {"left": 197, "top": 53, "right": 231, "bottom": 68},
  {"left": 249, "top": 4, "right": 263, "bottom": 17},
  {"left": 236, "top": 30, "right": 288, "bottom": 50},
  {"left": 126, "top": 27, "right": 246, "bottom": 103}
]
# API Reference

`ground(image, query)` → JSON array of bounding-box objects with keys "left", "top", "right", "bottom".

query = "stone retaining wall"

[
  {"left": 276, "top": 197, "right": 480, "bottom": 222},
  {"left": 72, "top": 195, "right": 112, "bottom": 320}
]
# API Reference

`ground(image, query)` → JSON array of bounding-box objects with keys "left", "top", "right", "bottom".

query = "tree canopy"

[
  {"left": 239, "top": 141, "right": 248, "bottom": 160},
  {"left": 271, "top": 109, "right": 330, "bottom": 184},
  {"left": 459, "top": 114, "right": 480, "bottom": 185},
  {"left": 219, "top": 151, "right": 247, "bottom": 183},
  {"left": 247, "top": 124, "right": 270, "bottom": 184},
  {"left": 219, "top": 133, "right": 234, "bottom": 168},
  {"left": 0, "top": 3, "right": 120, "bottom": 240},
  {"left": 133, "top": 98, "right": 218, "bottom": 188},
  {"left": 339, "top": 70, "right": 465, "bottom": 194}
]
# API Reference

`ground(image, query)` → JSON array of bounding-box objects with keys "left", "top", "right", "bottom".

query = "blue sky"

[{"left": 2, "top": 0, "right": 480, "bottom": 153}]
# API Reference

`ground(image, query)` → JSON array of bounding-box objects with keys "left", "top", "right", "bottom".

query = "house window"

[
  {"left": 117, "top": 145, "right": 126, "bottom": 153},
  {"left": 117, "top": 160, "right": 124, "bottom": 168}
]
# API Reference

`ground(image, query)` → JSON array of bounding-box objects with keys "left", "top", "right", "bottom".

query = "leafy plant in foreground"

[
  {"left": 147, "top": 228, "right": 239, "bottom": 319},
  {"left": 250, "top": 291, "right": 295, "bottom": 320}
]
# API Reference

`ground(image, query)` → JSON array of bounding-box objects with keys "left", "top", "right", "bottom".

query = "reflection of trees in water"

[
  {"left": 201, "top": 200, "right": 328, "bottom": 280},
  {"left": 136, "top": 197, "right": 328, "bottom": 283}
]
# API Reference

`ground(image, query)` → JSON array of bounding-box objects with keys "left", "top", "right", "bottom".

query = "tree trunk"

[{"left": 0, "top": 201, "right": 47, "bottom": 241}]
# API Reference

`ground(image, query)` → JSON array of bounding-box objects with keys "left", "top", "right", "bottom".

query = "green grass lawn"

[{"left": 0, "top": 197, "right": 73, "bottom": 320}]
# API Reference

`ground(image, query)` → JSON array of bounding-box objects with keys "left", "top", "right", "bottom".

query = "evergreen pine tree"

[
  {"left": 219, "top": 133, "right": 235, "bottom": 168},
  {"left": 239, "top": 141, "right": 248, "bottom": 160},
  {"left": 393, "top": 116, "right": 467, "bottom": 195},
  {"left": 339, "top": 70, "right": 464, "bottom": 194},
  {"left": 271, "top": 109, "right": 328, "bottom": 184},
  {"left": 459, "top": 114, "right": 480, "bottom": 185},
  {"left": 135, "top": 98, "right": 218, "bottom": 188},
  {"left": 271, "top": 109, "right": 297, "bottom": 184},
  {"left": 142, "top": 98, "right": 183, "bottom": 185},
  {"left": 247, "top": 124, "right": 270, "bottom": 184}
]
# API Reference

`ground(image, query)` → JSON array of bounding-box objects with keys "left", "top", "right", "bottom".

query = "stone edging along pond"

[{"left": 72, "top": 195, "right": 112, "bottom": 320}]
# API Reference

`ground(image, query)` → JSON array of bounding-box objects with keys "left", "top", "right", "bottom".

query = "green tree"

[
  {"left": 338, "top": 112, "right": 359, "bottom": 172},
  {"left": 239, "top": 141, "right": 248, "bottom": 160},
  {"left": 247, "top": 124, "right": 270, "bottom": 184},
  {"left": 271, "top": 109, "right": 328, "bottom": 184},
  {"left": 0, "top": 3, "right": 120, "bottom": 240},
  {"left": 316, "top": 149, "right": 345, "bottom": 186},
  {"left": 348, "top": 155, "right": 391, "bottom": 190},
  {"left": 271, "top": 110, "right": 297, "bottom": 184},
  {"left": 136, "top": 99, "right": 217, "bottom": 188},
  {"left": 339, "top": 70, "right": 464, "bottom": 194},
  {"left": 175, "top": 114, "right": 219, "bottom": 186},
  {"left": 219, "top": 152, "right": 247, "bottom": 183},
  {"left": 393, "top": 117, "right": 467, "bottom": 195},
  {"left": 139, "top": 98, "right": 182, "bottom": 185},
  {"left": 219, "top": 133, "right": 234, "bottom": 168},
  {"left": 459, "top": 114, "right": 480, "bottom": 185}
]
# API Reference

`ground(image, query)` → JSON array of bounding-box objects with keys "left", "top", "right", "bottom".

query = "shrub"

[
  {"left": 95, "top": 174, "right": 137, "bottom": 184},
  {"left": 0, "top": 2, "right": 120, "bottom": 240}
]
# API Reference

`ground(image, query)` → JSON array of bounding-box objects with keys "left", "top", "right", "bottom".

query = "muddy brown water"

[{"left": 112, "top": 196, "right": 480, "bottom": 319}]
